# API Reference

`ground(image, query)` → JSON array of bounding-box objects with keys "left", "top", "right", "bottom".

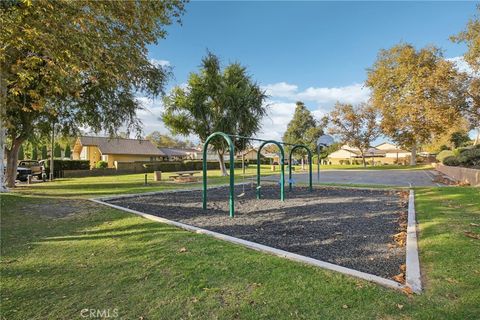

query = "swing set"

[{"left": 202, "top": 131, "right": 313, "bottom": 218}]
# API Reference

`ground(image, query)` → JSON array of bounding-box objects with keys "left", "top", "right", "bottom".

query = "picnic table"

[{"left": 169, "top": 171, "right": 200, "bottom": 183}]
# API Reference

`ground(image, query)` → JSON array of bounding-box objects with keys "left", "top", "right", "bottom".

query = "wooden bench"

[{"left": 169, "top": 171, "right": 200, "bottom": 183}]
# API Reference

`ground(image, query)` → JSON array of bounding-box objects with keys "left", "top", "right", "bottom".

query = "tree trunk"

[
  {"left": 5, "top": 137, "right": 24, "bottom": 188},
  {"left": 217, "top": 149, "right": 228, "bottom": 176},
  {"left": 410, "top": 145, "right": 417, "bottom": 166},
  {"left": 0, "top": 126, "right": 6, "bottom": 192},
  {"left": 361, "top": 154, "right": 367, "bottom": 167},
  {"left": 301, "top": 157, "right": 305, "bottom": 170}
]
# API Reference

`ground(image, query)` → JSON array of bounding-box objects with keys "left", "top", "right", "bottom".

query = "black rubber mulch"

[{"left": 107, "top": 185, "right": 407, "bottom": 279}]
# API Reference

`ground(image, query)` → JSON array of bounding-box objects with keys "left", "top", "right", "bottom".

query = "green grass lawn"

[{"left": 1, "top": 174, "right": 479, "bottom": 319}]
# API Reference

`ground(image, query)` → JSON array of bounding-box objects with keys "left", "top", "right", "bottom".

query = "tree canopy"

[
  {"left": 146, "top": 131, "right": 194, "bottom": 148},
  {"left": 327, "top": 102, "right": 379, "bottom": 167},
  {"left": 282, "top": 102, "right": 324, "bottom": 158},
  {"left": 162, "top": 52, "right": 268, "bottom": 175},
  {"left": 0, "top": 0, "right": 186, "bottom": 186},
  {"left": 366, "top": 44, "right": 466, "bottom": 164},
  {"left": 451, "top": 6, "right": 480, "bottom": 144}
]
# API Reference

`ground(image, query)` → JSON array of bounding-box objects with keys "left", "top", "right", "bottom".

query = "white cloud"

[
  {"left": 297, "top": 83, "right": 370, "bottom": 105},
  {"left": 149, "top": 58, "right": 171, "bottom": 67},
  {"left": 446, "top": 56, "right": 477, "bottom": 75},
  {"left": 263, "top": 82, "right": 298, "bottom": 98},
  {"left": 263, "top": 82, "right": 370, "bottom": 106},
  {"left": 135, "top": 96, "right": 169, "bottom": 135},
  {"left": 254, "top": 101, "right": 296, "bottom": 141}
]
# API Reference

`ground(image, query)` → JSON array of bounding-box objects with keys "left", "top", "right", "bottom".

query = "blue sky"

[{"left": 139, "top": 1, "right": 478, "bottom": 141}]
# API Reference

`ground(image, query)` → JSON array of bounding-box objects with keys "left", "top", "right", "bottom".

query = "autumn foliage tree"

[
  {"left": 0, "top": 0, "right": 186, "bottom": 187},
  {"left": 451, "top": 5, "right": 480, "bottom": 144},
  {"left": 327, "top": 103, "right": 380, "bottom": 167},
  {"left": 366, "top": 44, "right": 466, "bottom": 164}
]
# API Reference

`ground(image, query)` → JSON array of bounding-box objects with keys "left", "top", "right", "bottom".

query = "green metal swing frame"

[{"left": 202, "top": 131, "right": 313, "bottom": 218}]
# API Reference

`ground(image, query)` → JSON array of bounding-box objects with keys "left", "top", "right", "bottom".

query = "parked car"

[
  {"left": 15, "top": 165, "right": 32, "bottom": 182},
  {"left": 17, "top": 160, "right": 45, "bottom": 180}
]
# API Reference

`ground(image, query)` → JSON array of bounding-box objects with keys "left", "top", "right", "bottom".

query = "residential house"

[
  {"left": 326, "top": 143, "right": 411, "bottom": 165},
  {"left": 72, "top": 136, "right": 165, "bottom": 168}
]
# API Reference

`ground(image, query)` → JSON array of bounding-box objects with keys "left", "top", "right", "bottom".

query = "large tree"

[
  {"left": 366, "top": 44, "right": 467, "bottom": 164},
  {"left": 162, "top": 52, "right": 268, "bottom": 175},
  {"left": 451, "top": 5, "right": 480, "bottom": 144},
  {"left": 0, "top": 0, "right": 186, "bottom": 187},
  {"left": 146, "top": 131, "right": 193, "bottom": 148},
  {"left": 327, "top": 102, "right": 380, "bottom": 167},
  {"left": 282, "top": 101, "right": 324, "bottom": 164}
]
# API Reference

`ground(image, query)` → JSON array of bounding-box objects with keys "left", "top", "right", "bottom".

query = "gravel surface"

[{"left": 107, "top": 185, "right": 407, "bottom": 279}]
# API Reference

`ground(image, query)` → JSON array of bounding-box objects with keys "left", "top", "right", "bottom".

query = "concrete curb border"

[
  {"left": 91, "top": 186, "right": 422, "bottom": 293},
  {"left": 405, "top": 190, "right": 422, "bottom": 293}
]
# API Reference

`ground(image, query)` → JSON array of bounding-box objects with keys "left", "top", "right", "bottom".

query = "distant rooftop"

[{"left": 77, "top": 136, "right": 164, "bottom": 156}]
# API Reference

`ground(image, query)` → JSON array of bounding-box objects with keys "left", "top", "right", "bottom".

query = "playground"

[{"left": 106, "top": 184, "right": 408, "bottom": 279}]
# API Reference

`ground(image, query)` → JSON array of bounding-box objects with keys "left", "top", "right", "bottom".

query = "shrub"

[
  {"left": 457, "top": 148, "right": 480, "bottom": 168},
  {"left": 96, "top": 161, "right": 108, "bottom": 169},
  {"left": 43, "top": 159, "right": 90, "bottom": 177},
  {"left": 436, "top": 150, "right": 454, "bottom": 162},
  {"left": 442, "top": 156, "right": 460, "bottom": 166}
]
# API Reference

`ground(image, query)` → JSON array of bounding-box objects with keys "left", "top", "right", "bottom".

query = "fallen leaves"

[
  {"left": 393, "top": 231, "right": 407, "bottom": 247},
  {"left": 178, "top": 247, "right": 188, "bottom": 253},
  {"left": 396, "top": 303, "right": 404, "bottom": 310},
  {"left": 464, "top": 231, "right": 480, "bottom": 240},
  {"left": 402, "top": 286, "right": 413, "bottom": 295},
  {"left": 392, "top": 273, "right": 405, "bottom": 283}
]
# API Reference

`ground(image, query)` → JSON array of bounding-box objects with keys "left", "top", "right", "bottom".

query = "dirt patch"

[
  {"left": 16, "top": 198, "right": 99, "bottom": 219},
  {"left": 107, "top": 185, "right": 407, "bottom": 279}
]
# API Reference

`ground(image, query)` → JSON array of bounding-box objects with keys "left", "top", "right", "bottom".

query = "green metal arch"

[
  {"left": 288, "top": 145, "right": 313, "bottom": 192},
  {"left": 202, "top": 132, "right": 235, "bottom": 218},
  {"left": 257, "top": 140, "right": 285, "bottom": 201}
]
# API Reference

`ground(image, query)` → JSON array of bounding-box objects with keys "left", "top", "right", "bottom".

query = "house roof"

[
  {"left": 158, "top": 147, "right": 198, "bottom": 157},
  {"left": 77, "top": 136, "right": 165, "bottom": 156}
]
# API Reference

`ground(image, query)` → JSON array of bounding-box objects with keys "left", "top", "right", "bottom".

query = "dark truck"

[{"left": 17, "top": 160, "right": 45, "bottom": 181}]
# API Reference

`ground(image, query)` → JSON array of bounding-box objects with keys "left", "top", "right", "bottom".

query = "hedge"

[
  {"left": 436, "top": 150, "right": 455, "bottom": 162},
  {"left": 441, "top": 145, "right": 480, "bottom": 168},
  {"left": 141, "top": 160, "right": 243, "bottom": 173},
  {"left": 43, "top": 159, "right": 90, "bottom": 177}
]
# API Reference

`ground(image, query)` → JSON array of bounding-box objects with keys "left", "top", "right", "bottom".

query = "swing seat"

[{"left": 256, "top": 185, "right": 262, "bottom": 190}]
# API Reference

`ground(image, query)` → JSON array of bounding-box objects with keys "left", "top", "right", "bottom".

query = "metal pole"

[
  {"left": 317, "top": 145, "right": 321, "bottom": 183},
  {"left": 257, "top": 140, "right": 285, "bottom": 201},
  {"left": 202, "top": 132, "right": 235, "bottom": 218},
  {"left": 308, "top": 151, "right": 313, "bottom": 191},
  {"left": 256, "top": 148, "right": 261, "bottom": 199},
  {"left": 50, "top": 122, "right": 54, "bottom": 181}
]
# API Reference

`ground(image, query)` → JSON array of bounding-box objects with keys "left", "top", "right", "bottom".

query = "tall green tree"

[
  {"left": 41, "top": 145, "right": 48, "bottom": 160},
  {"left": 53, "top": 143, "right": 62, "bottom": 158},
  {"left": 162, "top": 52, "right": 268, "bottom": 175},
  {"left": 451, "top": 5, "right": 480, "bottom": 144},
  {"left": 31, "top": 144, "right": 38, "bottom": 160},
  {"left": 366, "top": 44, "right": 466, "bottom": 164},
  {"left": 282, "top": 101, "right": 324, "bottom": 164},
  {"left": 64, "top": 144, "right": 71, "bottom": 158},
  {"left": 0, "top": 0, "right": 186, "bottom": 187},
  {"left": 327, "top": 103, "right": 380, "bottom": 167}
]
